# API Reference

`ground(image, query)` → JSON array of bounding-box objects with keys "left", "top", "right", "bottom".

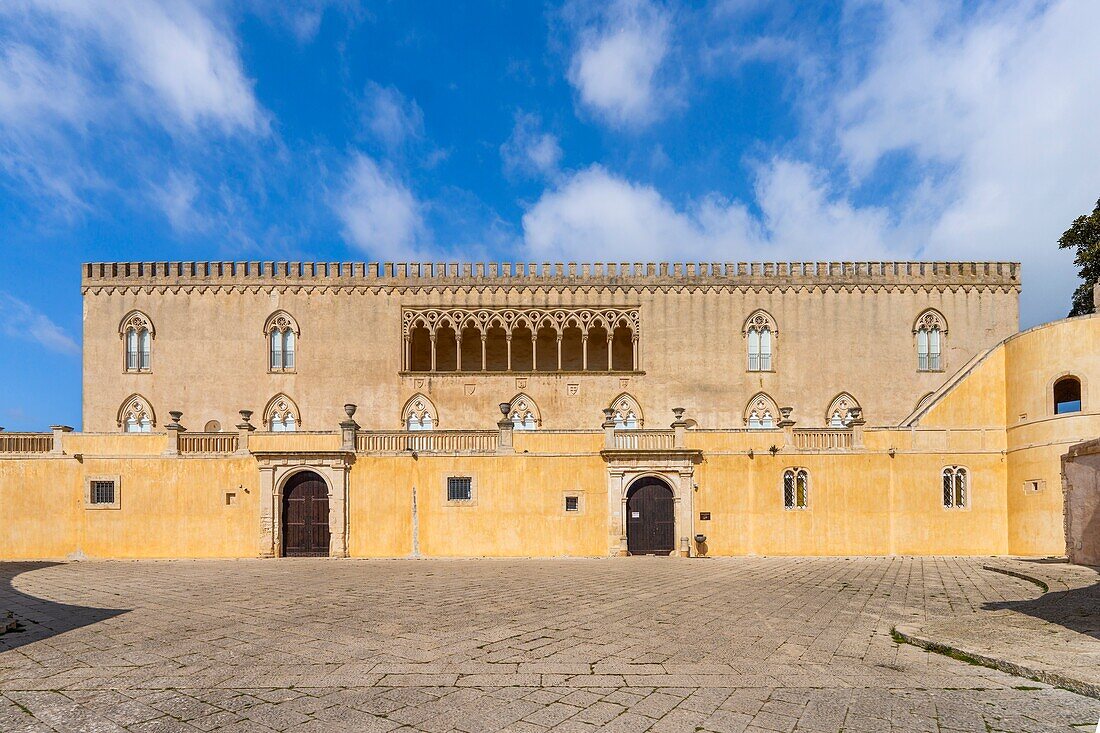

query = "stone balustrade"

[
  {"left": 178, "top": 433, "right": 240, "bottom": 454},
  {"left": 355, "top": 430, "right": 498, "bottom": 454}
]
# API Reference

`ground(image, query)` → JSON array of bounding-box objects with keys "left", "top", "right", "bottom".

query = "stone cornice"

[{"left": 81, "top": 261, "right": 1022, "bottom": 296}]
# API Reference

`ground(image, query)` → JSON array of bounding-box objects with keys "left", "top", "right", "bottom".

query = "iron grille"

[
  {"left": 447, "top": 476, "right": 472, "bottom": 501},
  {"left": 565, "top": 496, "right": 579, "bottom": 512},
  {"left": 91, "top": 480, "right": 115, "bottom": 505}
]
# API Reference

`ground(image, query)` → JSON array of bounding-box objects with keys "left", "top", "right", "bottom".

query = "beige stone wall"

[
  {"left": 1063, "top": 442, "right": 1100, "bottom": 565},
  {"left": 81, "top": 261, "right": 1020, "bottom": 434}
]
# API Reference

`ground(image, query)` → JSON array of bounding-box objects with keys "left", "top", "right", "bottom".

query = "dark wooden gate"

[
  {"left": 282, "top": 472, "right": 330, "bottom": 557},
  {"left": 626, "top": 477, "right": 675, "bottom": 555}
]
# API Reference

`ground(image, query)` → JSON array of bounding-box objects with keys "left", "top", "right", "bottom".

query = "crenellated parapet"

[{"left": 82, "top": 260, "right": 1021, "bottom": 295}]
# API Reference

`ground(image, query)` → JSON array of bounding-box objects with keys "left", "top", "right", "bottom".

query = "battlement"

[{"left": 82, "top": 261, "right": 1021, "bottom": 290}]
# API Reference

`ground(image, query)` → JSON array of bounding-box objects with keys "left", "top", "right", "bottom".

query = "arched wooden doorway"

[
  {"left": 626, "top": 476, "right": 675, "bottom": 555},
  {"left": 281, "top": 471, "right": 330, "bottom": 557}
]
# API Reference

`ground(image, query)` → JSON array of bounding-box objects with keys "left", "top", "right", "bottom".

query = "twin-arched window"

[
  {"left": 942, "top": 466, "right": 967, "bottom": 508},
  {"left": 745, "top": 393, "right": 779, "bottom": 429},
  {"left": 120, "top": 311, "right": 153, "bottom": 372},
  {"left": 783, "top": 468, "right": 809, "bottom": 509},
  {"left": 508, "top": 394, "right": 540, "bottom": 431},
  {"left": 609, "top": 393, "right": 643, "bottom": 430},
  {"left": 744, "top": 311, "right": 775, "bottom": 372},
  {"left": 266, "top": 312, "right": 298, "bottom": 372},
  {"left": 266, "top": 394, "right": 299, "bottom": 432},
  {"left": 117, "top": 394, "right": 155, "bottom": 433},
  {"left": 915, "top": 310, "right": 945, "bottom": 372},
  {"left": 404, "top": 394, "right": 436, "bottom": 431}
]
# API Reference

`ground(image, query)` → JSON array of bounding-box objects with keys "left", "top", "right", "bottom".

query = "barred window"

[
  {"left": 90, "top": 480, "right": 115, "bottom": 505},
  {"left": 942, "top": 466, "right": 967, "bottom": 508},
  {"left": 783, "top": 468, "right": 809, "bottom": 510},
  {"left": 565, "top": 495, "right": 579, "bottom": 512},
  {"left": 447, "top": 476, "right": 472, "bottom": 502}
]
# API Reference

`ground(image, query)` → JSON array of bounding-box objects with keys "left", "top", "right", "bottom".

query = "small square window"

[
  {"left": 91, "top": 480, "right": 115, "bottom": 505},
  {"left": 565, "top": 495, "right": 579, "bottom": 512},
  {"left": 447, "top": 476, "right": 472, "bottom": 502},
  {"left": 1023, "top": 479, "right": 1045, "bottom": 494},
  {"left": 85, "top": 475, "right": 121, "bottom": 509}
]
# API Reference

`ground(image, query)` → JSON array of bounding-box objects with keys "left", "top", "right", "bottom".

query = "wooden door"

[
  {"left": 626, "top": 478, "right": 675, "bottom": 555},
  {"left": 282, "top": 472, "right": 330, "bottom": 557}
]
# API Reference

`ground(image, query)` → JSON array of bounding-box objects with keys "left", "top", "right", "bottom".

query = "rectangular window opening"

[
  {"left": 91, "top": 480, "right": 115, "bottom": 505},
  {"left": 565, "top": 495, "right": 579, "bottom": 512},
  {"left": 447, "top": 476, "right": 472, "bottom": 502}
]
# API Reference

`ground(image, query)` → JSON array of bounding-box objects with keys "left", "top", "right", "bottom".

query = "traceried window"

[
  {"left": 404, "top": 394, "right": 437, "bottom": 431},
  {"left": 508, "top": 394, "right": 540, "bottom": 431},
  {"left": 265, "top": 394, "right": 299, "bottom": 432},
  {"left": 121, "top": 311, "right": 153, "bottom": 372},
  {"left": 745, "top": 393, "right": 779, "bottom": 429},
  {"left": 826, "top": 393, "right": 861, "bottom": 428},
  {"left": 608, "top": 393, "right": 642, "bottom": 429},
  {"left": 915, "top": 310, "right": 946, "bottom": 372},
  {"left": 117, "top": 395, "right": 154, "bottom": 432},
  {"left": 942, "top": 466, "right": 968, "bottom": 508},
  {"left": 783, "top": 468, "right": 809, "bottom": 510},
  {"left": 265, "top": 311, "right": 298, "bottom": 372},
  {"left": 1053, "top": 376, "right": 1082, "bottom": 414},
  {"left": 744, "top": 311, "right": 776, "bottom": 372}
]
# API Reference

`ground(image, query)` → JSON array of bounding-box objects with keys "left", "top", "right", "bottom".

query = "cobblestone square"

[{"left": 1, "top": 557, "right": 1097, "bottom": 732}]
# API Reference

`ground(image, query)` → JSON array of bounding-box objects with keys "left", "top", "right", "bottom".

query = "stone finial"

[
  {"left": 498, "top": 402, "right": 511, "bottom": 416},
  {"left": 236, "top": 409, "right": 255, "bottom": 454},
  {"left": 164, "top": 411, "right": 184, "bottom": 456},
  {"left": 601, "top": 407, "right": 616, "bottom": 428},
  {"left": 672, "top": 407, "right": 686, "bottom": 422},
  {"left": 340, "top": 403, "right": 360, "bottom": 451}
]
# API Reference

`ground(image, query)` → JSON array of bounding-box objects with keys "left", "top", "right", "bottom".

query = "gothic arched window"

[
  {"left": 120, "top": 311, "right": 154, "bottom": 372},
  {"left": 915, "top": 309, "right": 946, "bottom": 372},
  {"left": 508, "top": 393, "right": 540, "bottom": 431},
  {"left": 744, "top": 393, "right": 779, "bottom": 429},
  {"left": 117, "top": 394, "right": 155, "bottom": 433},
  {"left": 265, "top": 311, "right": 299, "bottom": 372},
  {"left": 826, "top": 392, "right": 862, "bottom": 427},
  {"left": 403, "top": 394, "right": 437, "bottom": 431},
  {"left": 744, "top": 310, "right": 776, "bottom": 372},
  {"left": 265, "top": 394, "right": 300, "bottom": 432},
  {"left": 608, "top": 393, "right": 643, "bottom": 430}
]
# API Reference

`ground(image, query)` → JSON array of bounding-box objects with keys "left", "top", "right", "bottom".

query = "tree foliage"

[{"left": 1058, "top": 197, "right": 1100, "bottom": 317}]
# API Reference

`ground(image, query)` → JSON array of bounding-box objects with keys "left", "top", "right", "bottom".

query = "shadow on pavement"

[
  {"left": 983, "top": 562, "right": 1100, "bottom": 641},
  {"left": 0, "top": 562, "right": 129, "bottom": 652}
]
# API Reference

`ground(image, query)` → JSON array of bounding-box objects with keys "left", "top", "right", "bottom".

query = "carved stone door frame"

[
  {"left": 602, "top": 449, "right": 702, "bottom": 557},
  {"left": 255, "top": 451, "right": 354, "bottom": 558}
]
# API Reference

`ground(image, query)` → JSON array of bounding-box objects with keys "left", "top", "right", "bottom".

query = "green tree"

[{"left": 1058, "top": 197, "right": 1100, "bottom": 316}]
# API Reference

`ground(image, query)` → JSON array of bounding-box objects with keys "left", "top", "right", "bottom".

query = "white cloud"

[
  {"left": 566, "top": 0, "right": 673, "bottom": 127},
  {"left": 0, "top": 0, "right": 264, "bottom": 134},
  {"left": 522, "top": 161, "right": 896, "bottom": 262},
  {"left": 0, "top": 293, "right": 78, "bottom": 355},
  {"left": 335, "top": 153, "right": 426, "bottom": 259},
  {"left": 500, "top": 112, "right": 562, "bottom": 179},
  {"left": 832, "top": 0, "right": 1100, "bottom": 325},
  {"left": 361, "top": 82, "right": 423, "bottom": 148}
]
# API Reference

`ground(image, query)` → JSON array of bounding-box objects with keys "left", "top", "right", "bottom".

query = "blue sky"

[{"left": 1, "top": 0, "right": 1099, "bottom": 430}]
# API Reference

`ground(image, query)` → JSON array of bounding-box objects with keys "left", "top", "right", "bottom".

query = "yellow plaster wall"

[
  {"left": 692, "top": 447, "right": 1008, "bottom": 556},
  {"left": 0, "top": 453, "right": 258, "bottom": 559}
]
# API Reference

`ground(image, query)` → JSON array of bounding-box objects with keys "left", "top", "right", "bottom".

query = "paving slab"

[{"left": 0, "top": 557, "right": 1098, "bottom": 732}]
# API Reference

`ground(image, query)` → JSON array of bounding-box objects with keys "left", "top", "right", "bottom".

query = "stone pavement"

[
  {"left": 0, "top": 557, "right": 1097, "bottom": 732},
  {"left": 897, "top": 560, "right": 1100, "bottom": 698}
]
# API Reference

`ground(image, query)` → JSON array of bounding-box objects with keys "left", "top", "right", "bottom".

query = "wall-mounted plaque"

[{"left": 699, "top": 512, "right": 711, "bottom": 520}]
